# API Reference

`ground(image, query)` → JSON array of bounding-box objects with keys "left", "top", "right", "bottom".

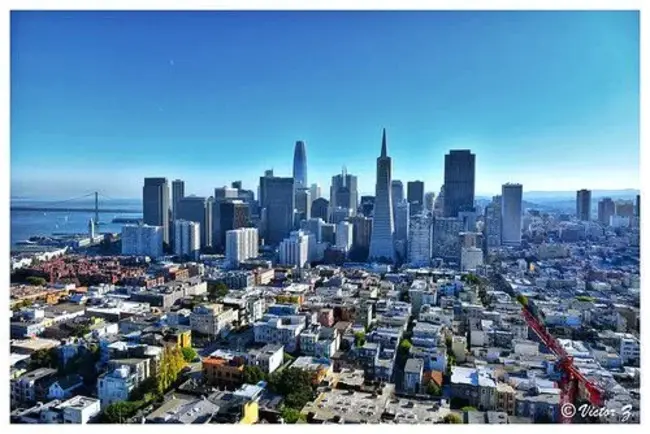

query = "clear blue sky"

[{"left": 11, "top": 10, "right": 639, "bottom": 199}]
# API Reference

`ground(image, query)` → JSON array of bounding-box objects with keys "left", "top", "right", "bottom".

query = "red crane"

[{"left": 520, "top": 306, "right": 605, "bottom": 423}]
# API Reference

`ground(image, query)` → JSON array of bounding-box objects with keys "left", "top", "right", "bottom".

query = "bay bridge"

[{"left": 11, "top": 191, "right": 141, "bottom": 226}]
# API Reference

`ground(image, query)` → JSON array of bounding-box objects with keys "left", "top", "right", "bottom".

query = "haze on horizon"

[{"left": 10, "top": 11, "right": 640, "bottom": 200}]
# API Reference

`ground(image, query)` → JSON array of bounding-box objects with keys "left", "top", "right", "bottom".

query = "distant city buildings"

[
  {"left": 407, "top": 180, "right": 425, "bottom": 216},
  {"left": 424, "top": 192, "right": 435, "bottom": 214},
  {"left": 225, "top": 228, "right": 259, "bottom": 266},
  {"left": 121, "top": 224, "right": 163, "bottom": 258},
  {"left": 259, "top": 175, "right": 294, "bottom": 246},
  {"left": 279, "top": 230, "right": 310, "bottom": 267},
  {"left": 311, "top": 197, "right": 329, "bottom": 222},
  {"left": 171, "top": 179, "right": 185, "bottom": 220},
  {"left": 391, "top": 180, "right": 404, "bottom": 223},
  {"left": 176, "top": 196, "right": 213, "bottom": 248},
  {"left": 310, "top": 183, "right": 321, "bottom": 201},
  {"left": 174, "top": 220, "right": 201, "bottom": 261},
  {"left": 576, "top": 189, "right": 592, "bottom": 221},
  {"left": 330, "top": 168, "right": 358, "bottom": 217},
  {"left": 143, "top": 177, "right": 170, "bottom": 244},
  {"left": 408, "top": 214, "right": 432, "bottom": 266},
  {"left": 484, "top": 196, "right": 502, "bottom": 248},
  {"left": 335, "top": 221, "right": 353, "bottom": 253},
  {"left": 501, "top": 183, "right": 523, "bottom": 247},
  {"left": 443, "top": 150, "right": 475, "bottom": 218},
  {"left": 598, "top": 198, "right": 616, "bottom": 225}
]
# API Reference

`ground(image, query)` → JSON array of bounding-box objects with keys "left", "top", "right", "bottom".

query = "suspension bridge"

[{"left": 11, "top": 192, "right": 141, "bottom": 225}]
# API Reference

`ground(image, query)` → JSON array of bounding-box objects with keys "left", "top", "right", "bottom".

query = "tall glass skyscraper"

[
  {"left": 369, "top": 129, "right": 395, "bottom": 262},
  {"left": 293, "top": 140, "right": 308, "bottom": 191},
  {"left": 443, "top": 150, "right": 476, "bottom": 218},
  {"left": 143, "top": 177, "right": 170, "bottom": 244},
  {"left": 501, "top": 183, "right": 523, "bottom": 246}
]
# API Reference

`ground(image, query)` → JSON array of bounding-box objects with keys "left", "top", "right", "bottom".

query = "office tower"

[
  {"left": 461, "top": 247, "right": 483, "bottom": 272},
  {"left": 408, "top": 214, "right": 432, "bottom": 267},
  {"left": 424, "top": 192, "right": 435, "bottom": 214},
  {"left": 576, "top": 189, "right": 591, "bottom": 221},
  {"left": 295, "top": 188, "right": 311, "bottom": 222},
  {"left": 443, "top": 150, "right": 475, "bottom": 217},
  {"left": 174, "top": 220, "right": 201, "bottom": 261},
  {"left": 349, "top": 216, "right": 372, "bottom": 250},
  {"left": 369, "top": 129, "right": 395, "bottom": 262},
  {"left": 143, "top": 177, "right": 170, "bottom": 244},
  {"left": 300, "top": 217, "right": 325, "bottom": 242},
  {"left": 360, "top": 196, "right": 375, "bottom": 217},
  {"left": 615, "top": 201, "right": 635, "bottom": 218},
  {"left": 598, "top": 198, "right": 616, "bottom": 225},
  {"left": 121, "top": 224, "right": 163, "bottom": 258},
  {"left": 259, "top": 175, "right": 295, "bottom": 245},
  {"left": 336, "top": 221, "right": 354, "bottom": 252},
  {"left": 434, "top": 185, "right": 445, "bottom": 216},
  {"left": 219, "top": 200, "right": 249, "bottom": 246},
  {"left": 484, "top": 196, "right": 502, "bottom": 248},
  {"left": 501, "top": 183, "right": 523, "bottom": 246},
  {"left": 310, "top": 183, "right": 322, "bottom": 201},
  {"left": 321, "top": 223, "right": 336, "bottom": 245},
  {"left": 311, "top": 197, "right": 329, "bottom": 222},
  {"left": 407, "top": 180, "right": 425, "bottom": 216},
  {"left": 395, "top": 199, "right": 410, "bottom": 257},
  {"left": 432, "top": 217, "right": 463, "bottom": 261},
  {"left": 231, "top": 181, "right": 242, "bottom": 190},
  {"left": 176, "top": 196, "right": 213, "bottom": 248},
  {"left": 391, "top": 180, "right": 404, "bottom": 223},
  {"left": 88, "top": 218, "right": 95, "bottom": 239},
  {"left": 293, "top": 140, "right": 308, "bottom": 192},
  {"left": 212, "top": 186, "right": 239, "bottom": 248},
  {"left": 330, "top": 207, "right": 352, "bottom": 225},
  {"left": 330, "top": 167, "right": 359, "bottom": 216},
  {"left": 237, "top": 188, "right": 257, "bottom": 216},
  {"left": 458, "top": 210, "right": 478, "bottom": 232},
  {"left": 226, "top": 227, "right": 259, "bottom": 265},
  {"left": 279, "top": 231, "right": 309, "bottom": 268},
  {"left": 636, "top": 194, "right": 640, "bottom": 218},
  {"left": 171, "top": 179, "right": 185, "bottom": 219}
]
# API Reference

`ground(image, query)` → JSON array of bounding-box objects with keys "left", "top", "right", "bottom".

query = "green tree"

[
  {"left": 443, "top": 413, "right": 462, "bottom": 424},
  {"left": 208, "top": 282, "right": 229, "bottom": 300},
  {"left": 102, "top": 401, "right": 139, "bottom": 423},
  {"left": 30, "top": 348, "right": 59, "bottom": 370},
  {"left": 516, "top": 294, "right": 528, "bottom": 307},
  {"left": 426, "top": 381, "right": 442, "bottom": 396},
  {"left": 461, "top": 406, "right": 477, "bottom": 412},
  {"left": 26, "top": 276, "right": 47, "bottom": 286},
  {"left": 398, "top": 339, "right": 412, "bottom": 356},
  {"left": 281, "top": 407, "right": 306, "bottom": 424},
  {"left": 243, "top": 365, "right": 267, "bottom": 385},
  {"left": 268, "top": 367, "right": 314, "bottom": 410},
  {"left": 354, "top": 331, "right": 366, "bottom": 347},
  {"left": 157, "top": 345, "right": 186, "bottom": 394},
  {"left": 181, "top": 346, "right": 198, "bottom": 363}
]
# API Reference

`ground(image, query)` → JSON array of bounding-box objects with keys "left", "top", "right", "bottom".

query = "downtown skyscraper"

[
  {"left": 293, "top": 140, "right": 308, "bottom": 191},
  {"left": 576, "top": 189, "right": 592, "bottom": 221},
  {"left": 143, "top": 177, "right": 170, "bottom": 244},
  {"left": 501, "top": 183, "right": 523, "bottom": 246},
  {"left": 443, "top": 150, "right": 476, "bottom": 218},
  {"left": 369, "top": 129, "right": 395, "bottom": 262}
]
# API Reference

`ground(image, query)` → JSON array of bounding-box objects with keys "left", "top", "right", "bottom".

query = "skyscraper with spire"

[
  {"left": 293, "top": 140, "right": 308, "bottom": 191},
  {"left": 369, "top": 128, "right": 395, "bottom": 262}
]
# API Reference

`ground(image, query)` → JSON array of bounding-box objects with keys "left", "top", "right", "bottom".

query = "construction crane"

[{"left": 516, "top": 294, "right": 605, "bottom": 423}]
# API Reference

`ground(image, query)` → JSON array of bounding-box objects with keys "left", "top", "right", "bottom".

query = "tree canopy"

[
  {"left": 426, "top": 381, "right": 442, "bottom": 396},
  {"left": 208, "top": 282, "right": 229, "bottom": 300},
  {"left": 181, "top": 346, "right": 198, "bottom": 363},
  {"left": 281, "top": 407, "right": 306, "bottom": 424},
  {"left": 26, "top": 276, "right": 47, "bottom": 286},
  {"left": 243, "top": 365, "right": 267, "bottom": 385},
  {"left": 157, "top": 345, "right": 186, "bottom": 394},
  {"left": 354, "top": 331, "right": 366, "bottom": 347},
  {"left": 268, "top": 367, "right": 314, "bottom": 411},
  {"left": 443, "top": 413, "right": 462, "bottom": 424}
]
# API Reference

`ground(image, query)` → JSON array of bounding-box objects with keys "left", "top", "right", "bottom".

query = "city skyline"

[{"left": 10, "top": 11, "right": 639, "bottom": 199}]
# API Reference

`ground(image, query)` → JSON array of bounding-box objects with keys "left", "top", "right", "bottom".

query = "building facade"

[
  {"left": 225, "top": 228, "right": 259, "bottom": 265},
  {"left": 443, "top": 150, "right": 475, "bottom": 218},
  {"left": 501, "top": 183, "right": 523, "bottom": 246},
  {"left": 143, "top": 177, "right": 170, "bottom": 244},
  {"left": 279, "top": 230, "right": 310, "bottom": 267},
  {"left": 177, "top": 196, "right": 213, "bottom": 248},
  {"left": 121, "top": 224, "right": 163, "bottom": 258},
  {"left": 173, "top": 220, "right": 201, "bottom": 260},
  {"left": 576, "top": 189, "right": 591, "bottom": 221},
  {"left": 369, "top": 129, "right": 395, "bottom": 262},
  {"left": 407, "top": 180, "right": 425, "bottom": 216}
]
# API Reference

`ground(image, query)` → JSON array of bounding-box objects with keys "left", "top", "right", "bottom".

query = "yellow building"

[
  {"left": 202, "top": 356, "right": 245, "bottom": 387},
  {"left": 163, "top": 328, "right": 192, "bottom": 348}
]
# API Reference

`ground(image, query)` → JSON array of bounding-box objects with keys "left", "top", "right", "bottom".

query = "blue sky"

[{"left": 11, "top": 11, "right": 639, "bottom": 199}]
